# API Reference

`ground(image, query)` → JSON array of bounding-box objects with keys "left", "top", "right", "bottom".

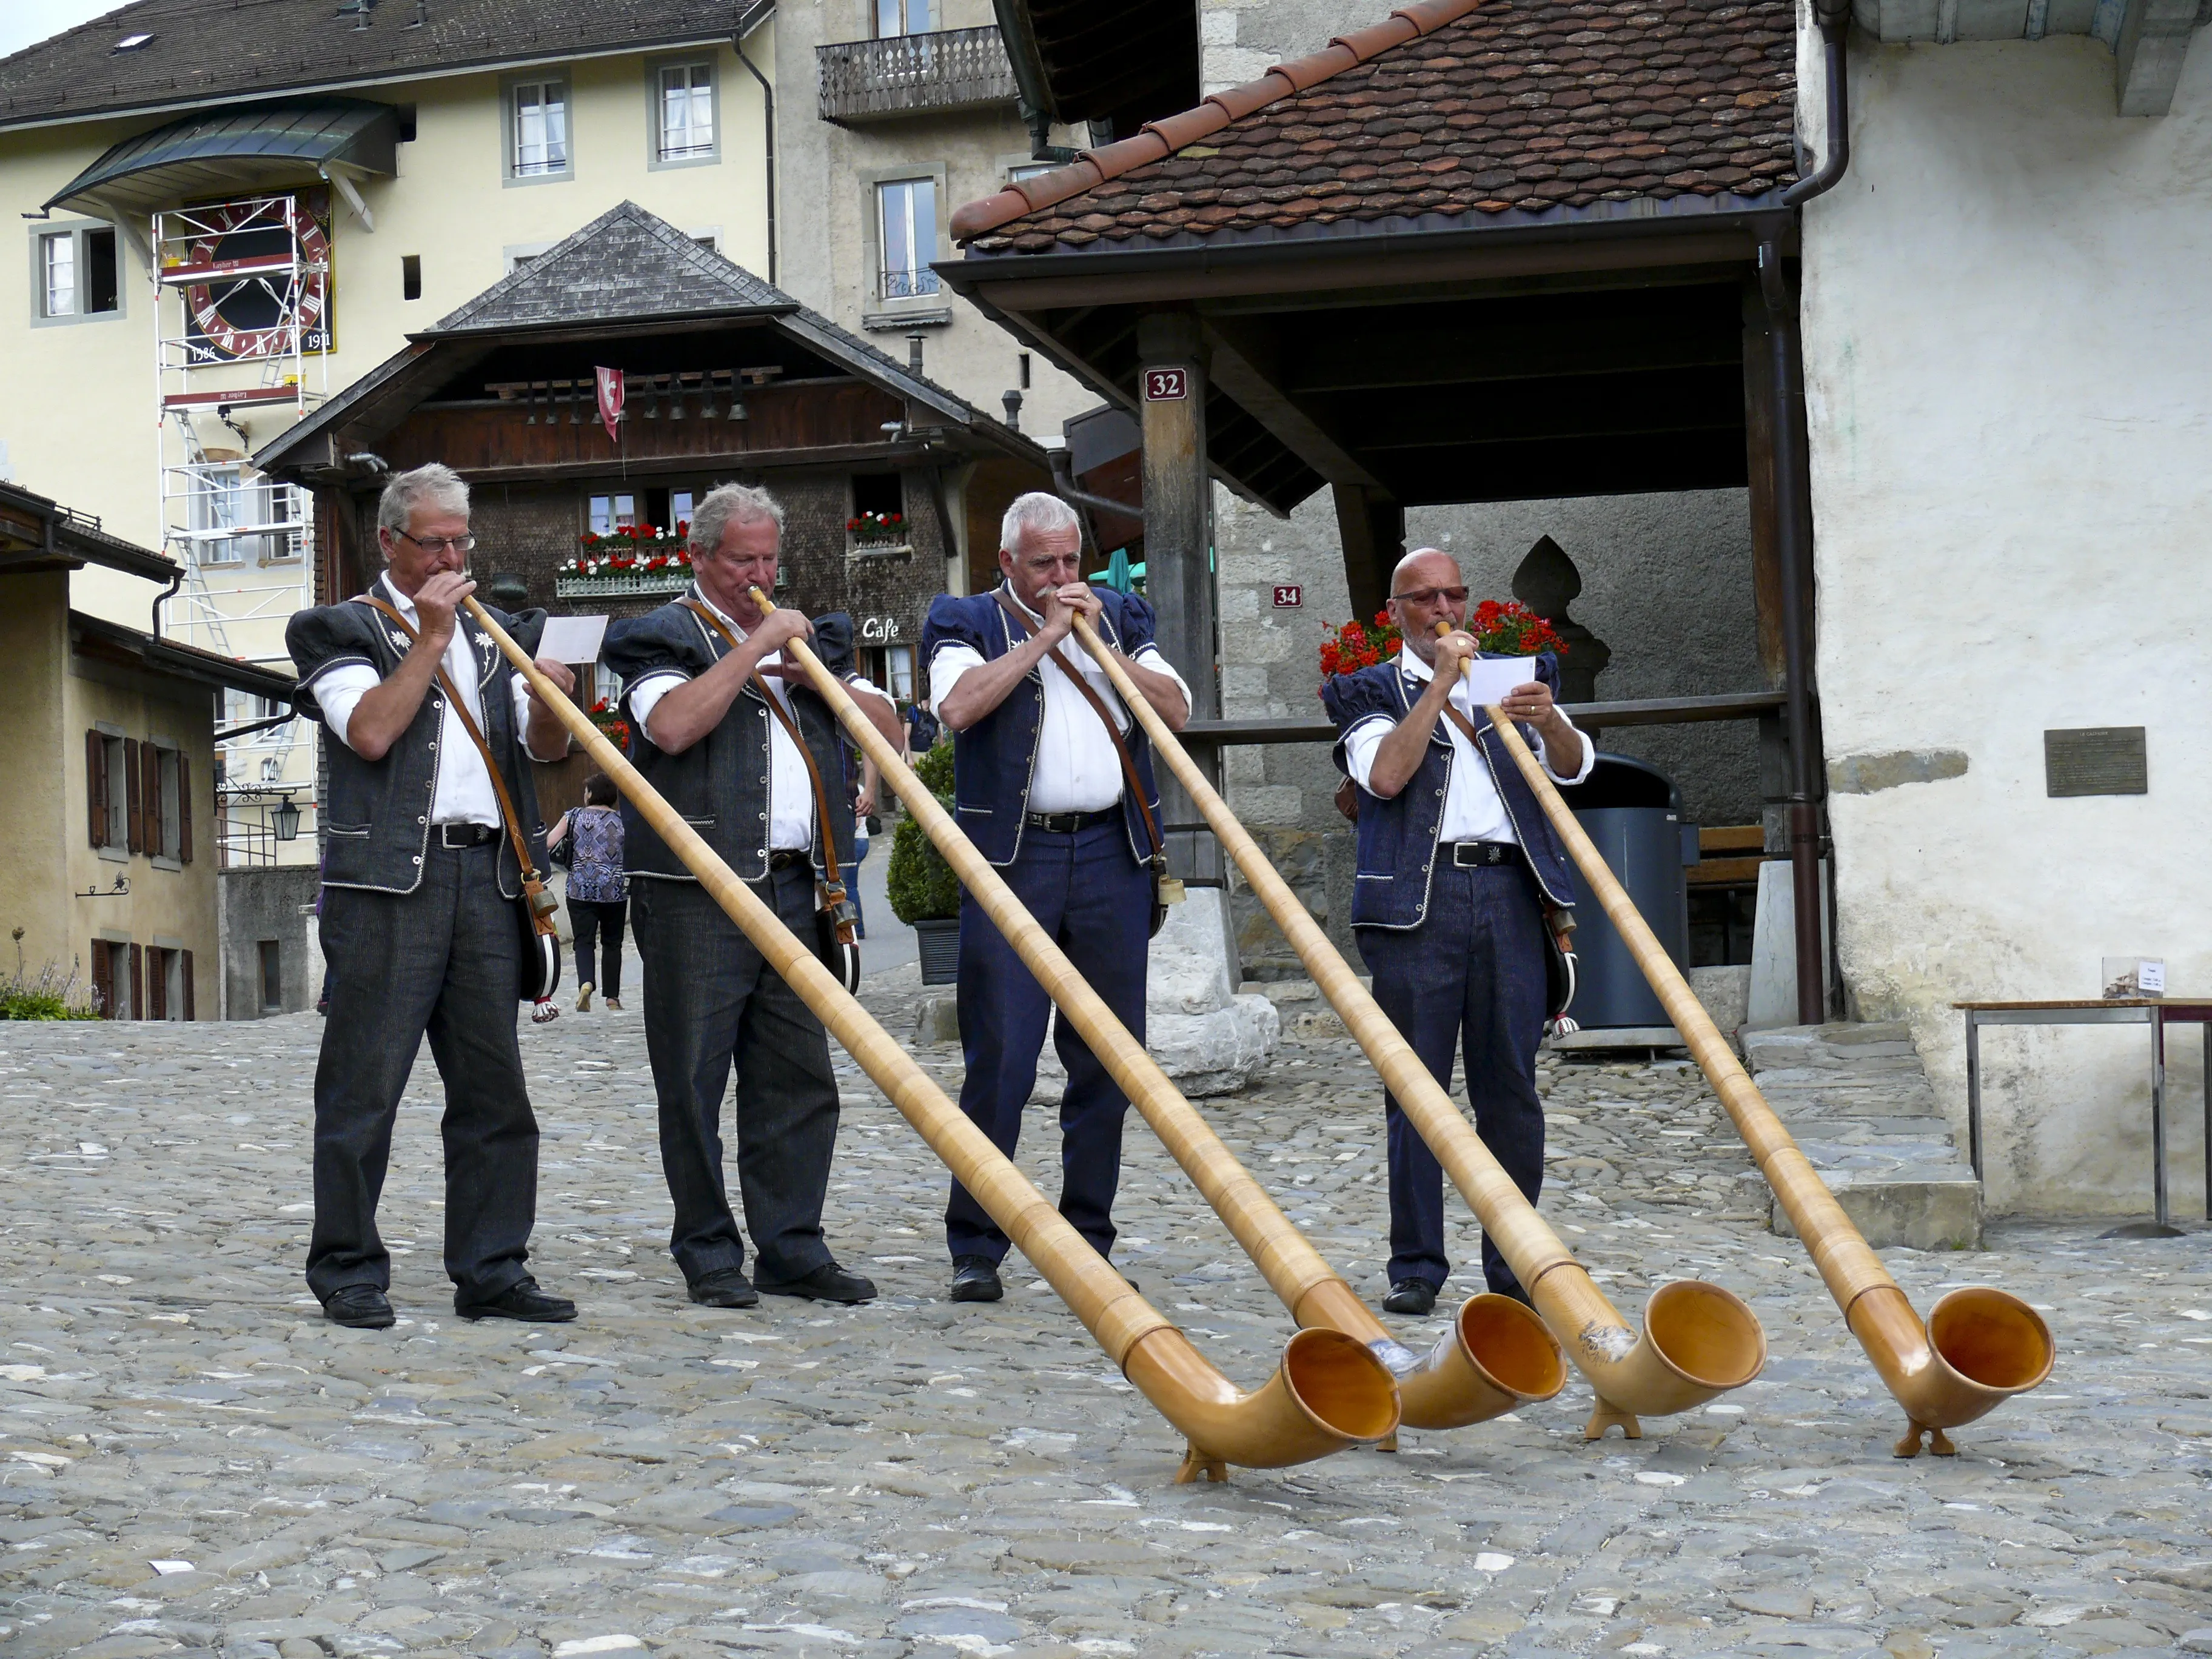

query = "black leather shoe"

[
  {"left": 757, "top": 1262, "right": 877, "bottom": 1304},
  {"left": 1383, "top": 1279, "right": 1438, "bottom": 1316},
  {"left": 948, "top": 1255, "right": 1003, "bottom": 1303},
  {"left": 455, "top": 1276, "right": 577, "bottom": 1322},
  {"left": 323, "top": 1285, "right": 394, "bottom": 1329},
  {"left": 688, "top": 1267, "right": 760, "bottom": 1309}
]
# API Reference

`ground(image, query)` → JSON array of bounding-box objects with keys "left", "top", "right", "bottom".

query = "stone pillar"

[{"left": 1511, "top": 535, "right": 1610, "bottom": 704}]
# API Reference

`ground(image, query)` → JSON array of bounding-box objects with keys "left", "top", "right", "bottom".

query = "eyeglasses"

[
  {"left": 1389, "top": 585, "right": 1468, "bottom": 607},
  {"left": 394, "top": 529, "right": 477, "bottom": 555}
]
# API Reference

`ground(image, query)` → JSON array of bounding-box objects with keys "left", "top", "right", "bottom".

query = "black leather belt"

[
  {"left": 436, "top": 822, "right": 500, "bottom": 848},
  {"left": 1025, "top": 807, "right": 1120, "bottom": 834},
  {"left": 766, "top": 849, "right": 814, "bottom": 871},
  {"left": 1443, "top": 839, "right": 1517, "bottom": 868}
]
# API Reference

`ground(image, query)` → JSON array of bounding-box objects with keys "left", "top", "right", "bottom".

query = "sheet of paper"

[
  {"left": 537, "top": 614, "right": 608, "bottom": 665},
  {"left": 1449, "top": 655, "right": 1536, "bottom": 712}
]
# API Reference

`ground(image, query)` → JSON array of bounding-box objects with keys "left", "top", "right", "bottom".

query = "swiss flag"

[{"left": 595, "top": 367, "right": 625, "bottom": 442}]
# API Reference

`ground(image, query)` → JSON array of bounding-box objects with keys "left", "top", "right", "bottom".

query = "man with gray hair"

[
  {"left": 605, "top": 483, "right": 902, "bottom": 1309},
  {"left": 284, "top": 462, "right": 580, "bottom": 1329},
  {"left": 921, "top": 491, "right": 1190, "bottom": 1305}
]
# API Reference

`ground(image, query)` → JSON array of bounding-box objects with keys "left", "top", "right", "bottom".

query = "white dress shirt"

[
  {"left": 313, "top": 574, "right": 552, "bottom": 827},
  {"left": 927, "top": 586, "right": 1190, "bottom": 815},
  {"left": 1341, "top": 648, "right": 1595, "bottom": 843},
  {"left": 626, "top": 589, "right": 883, "bottom": 853}
]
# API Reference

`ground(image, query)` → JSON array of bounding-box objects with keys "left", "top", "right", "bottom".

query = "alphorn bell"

[
  {"left": 1470, "top": 665, "right": 2055, "bottom": 1456},
  {"left": 458, "top": 595, "right": 1399, "bottom": 1480},
  {"left": 749, "top": 589, "right": 1565, "bottom": 1435},
  {"left": 1071, "top": 612, "right": 1769, "bottom": 1439}
]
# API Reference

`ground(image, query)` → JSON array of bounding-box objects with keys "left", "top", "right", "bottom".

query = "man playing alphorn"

[
  {"left": 922, "top": 492, "right": 1190, "bottom": 1305},
  {"left": 605, "top": 484, "right": 900, "bottom": 1310},
  {"left": 286, "top": 463, "right": 578, "bottom": 1329},
  {"left": 1321, "top": 548, "right": 1592, "bottom": 1316}
]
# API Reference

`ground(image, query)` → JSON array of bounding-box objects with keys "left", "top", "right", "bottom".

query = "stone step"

[{"left": 1739, "top": 1021, "right": 1984, "bottom": 1251}]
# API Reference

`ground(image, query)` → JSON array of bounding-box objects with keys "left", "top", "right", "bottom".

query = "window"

[
  {"left": 509, "top": 79, "right": 570, "bottom": 179},
  {"left": 877, "top": 179, "right": 939, "bottom": 300},
  {"left": 87, "top": 730, "right": 128, "bottom": 853},
  {"left": 876, "top": 0, "right": 935, "bottom": 34},
  {"left": 258, "top": 940, "right": 283, "bottom": 1013},
  {"left": 90, "top": 939, "right": 137, "bottom": 1021},
  {"left": 883, "top": 644, "right": 916, "bottom": 702},
  {"left": 401, "top": 253, "right": 421, "bottom": 301},
  {"left": 656, "top": 62, "right": 716, "bottom": 163},
  {"left": 589, "top": 493, "right": 638, "bottom": 535},
  {"left": 1008, "top": 162, "right": 1055, "bottom": 182},
  {"left": 183, "top": 466, "right": 297, "bottom": 565},
  {"left": 395, "top": 102, "right": 418, "bottom": 143},
  {"left": 149, "top": 744, "right": 189, "bottom": 865},
  {"left": 33, "top": 224, "right": 119, "bottom": 322},
  {"left": 143, "top": 947, "right": 190, "bottom": 1021}
]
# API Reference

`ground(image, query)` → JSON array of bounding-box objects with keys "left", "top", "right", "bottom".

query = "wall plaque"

[
  {"left": 2043, "top": 726, "right": 2147, "bottom": 797},
  {"left": 1142, "top": 367, "right": 1189, "bottom": 401},
  {"left": 1273, "top": 585, "right": 1302, "bottom": 608}
]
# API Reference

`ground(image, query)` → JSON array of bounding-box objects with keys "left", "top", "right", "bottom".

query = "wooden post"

[
  {"left": 1332, "top": 483, "right": 1403, "bottom": 627},
  {"left": 1138, "top": 311, "right": 1221, "bottom": 885}
]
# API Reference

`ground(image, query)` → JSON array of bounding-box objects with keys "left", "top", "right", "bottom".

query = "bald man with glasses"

[{"left": 1321, "top": 548, "right": 1592, "bottom": 1317}]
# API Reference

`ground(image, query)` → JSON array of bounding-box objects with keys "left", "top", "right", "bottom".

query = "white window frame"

[
  {"left": 876, "top": 0, "right": 937, "bottom": 36},
  {"left": 30, "top": 219, "right": 123, "bottom": 327},
  {"left": 503, "top": 74, "right": 573, "bottom": 185},
  {"left": 875, "top": 176, "right": 942, "bottom": 303},
  {"left": 589, "top": 493, "right": 639, "bottom": 535},
  {"left": 647, "top": 56, "right": 720, "bottom": 170}
]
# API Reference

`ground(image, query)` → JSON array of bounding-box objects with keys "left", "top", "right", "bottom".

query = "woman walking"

[{"left": 552, "top": 773, "right": 629, "bottom": 1011}]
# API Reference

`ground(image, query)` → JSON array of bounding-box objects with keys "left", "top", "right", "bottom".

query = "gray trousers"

[
  {"left": 632, "top": 868, "right": 840, "bottom": 1286},
  {"left": 308, "top": 840, "right": 540, "bottom": 1304}
]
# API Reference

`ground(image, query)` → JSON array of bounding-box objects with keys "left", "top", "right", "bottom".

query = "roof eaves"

[
  {"left": 72, "top": 610, "right": 298, "bottom": 699},
  {"left": 948, "top": 0, "right": 1483, "bottom": 243}
]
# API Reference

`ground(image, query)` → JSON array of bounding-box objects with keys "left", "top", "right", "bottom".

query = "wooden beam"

[
  {"left": 1285, "top": 312, "right": 1740, "bottom": 393},
  {"left": 1341, "top": 364, "right": 1745, "bottom": 451},
  {"left": 1201, "top": 316, "right": 1387, "bottom": 491},
  {"left": 1332, "top": 484, "right": 1401, "bottom": 625},
  {"left": 1742, "top": 281, "right": 1786, "bottom": 689}
]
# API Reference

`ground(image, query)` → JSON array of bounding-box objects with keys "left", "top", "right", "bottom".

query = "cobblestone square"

[{"left": 1, "top": 964, "right": 2206, "bottom": 1659}]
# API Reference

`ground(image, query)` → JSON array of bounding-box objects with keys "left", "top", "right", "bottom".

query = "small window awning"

[{"left": 44, "top": 98, "right": 400, "bottom": 218}]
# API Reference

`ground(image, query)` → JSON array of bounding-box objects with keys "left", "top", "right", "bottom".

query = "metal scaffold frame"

[{"left": 150, "top": 192, "right": 329, "bottom": 863}]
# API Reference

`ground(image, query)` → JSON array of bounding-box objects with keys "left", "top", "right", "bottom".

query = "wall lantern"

[{"left": 272, "top": 798, "right": 303, "bottom": 842}]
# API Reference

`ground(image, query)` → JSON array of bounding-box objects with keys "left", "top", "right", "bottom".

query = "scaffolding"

[{"left": 152, "top": 193, "right": 327, "bottom": 856}]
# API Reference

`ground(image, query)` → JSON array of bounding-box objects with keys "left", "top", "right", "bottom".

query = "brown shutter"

[
  {"left": 146, "top": 950, "right": 166, "bottom": 1021},
  {"left": 181, "top": 950, "right": 195, "bottom": 1021},
  {"left": 127, "top": 943, "right": 142, "bottom": 1020},
  {"left": 178, "top": 754, "right": 193, "bottom": 865},
  {"left": 142, "top": 743, "right": 162, "bottom": 856},
  {"left": 124, "top": 739, "right": 142, "bottom": 854},
  {"left": 90, "top": 942, "right": 112, "bottom": 1018},
  {"left": 87, "top": 731, "right": 107, "bottom": 846}
]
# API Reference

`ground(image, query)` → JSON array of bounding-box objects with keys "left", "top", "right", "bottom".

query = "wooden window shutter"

[
  {"left": 90, "top": 941, "right": 112, "bottom": 1017},
  {"left": 127, "top": 943, "right": 142, "bottom": 1020},
  {"left": 141, "top": 743, "right": 161, "bottom": 856},
  {"left": 124, "top": 739, "right": 142, "bottom": 854},
  {"left": 87, "top": 731, "right": 107, "bottom": 846},
  {"left": 147, "top": 950, "right": 166, "bottom": 1021},
  {"left": 178, "top": 754, "right": 193, "bottom": 864},
  {"left": 182, "top": 950, "right": 195, "bottom": 1021}
]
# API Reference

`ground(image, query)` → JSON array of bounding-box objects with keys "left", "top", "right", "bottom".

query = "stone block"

[
  {"left": 913, "top": 994, "right": 959, "bottom": 1046},
  {"left": 1689, "top": 964, "right": 1751, "bottom": 1036},
  {"left": 1767, "top": 1175, "right": 1983, "bottom": 1252},
  {"left": 1746, "top": 860, "right": 1831, "bottom": 1030}
]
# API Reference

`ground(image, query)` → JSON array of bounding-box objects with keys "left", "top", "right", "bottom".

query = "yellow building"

[
  {"left": 0, "top": 481, "right": 295, "bottom": 1019},
  {"left": 0, "top": 0, "right": 777, "bottom": 858}
]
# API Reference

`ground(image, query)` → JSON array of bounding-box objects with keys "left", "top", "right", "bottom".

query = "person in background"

[{"left": 551, "top": 771, "right": 628, "bottom": 1012}]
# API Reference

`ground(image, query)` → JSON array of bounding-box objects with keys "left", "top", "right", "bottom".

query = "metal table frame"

[{"left": 1957, "top": 999, "right": 2212, "bottom": 1235}]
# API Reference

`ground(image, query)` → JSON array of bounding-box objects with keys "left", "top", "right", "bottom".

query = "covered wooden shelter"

[{"left": 942, "top": 0, "right": 1839, "bottom": 1021}]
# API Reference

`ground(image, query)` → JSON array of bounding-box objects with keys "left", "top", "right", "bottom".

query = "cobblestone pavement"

[{"left": 2, "top": 963, "right": 2208, "bottom": 1659}]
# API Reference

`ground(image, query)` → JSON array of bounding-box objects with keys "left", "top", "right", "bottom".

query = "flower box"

[
  {"left": 845, "top": 540, "right": 915, "bottom": 561},
  {"left": 555, "top": 569, "right": 695, "bottom": 599}
]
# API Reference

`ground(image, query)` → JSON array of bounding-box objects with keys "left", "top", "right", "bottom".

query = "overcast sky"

[{"left": 0, "top": 1, "right": 135, "bottom": 61}]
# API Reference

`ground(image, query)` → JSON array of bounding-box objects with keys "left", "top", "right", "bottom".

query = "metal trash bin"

[{"left": 1554, "top": 754, "right": 1696, "bottom": 1030}]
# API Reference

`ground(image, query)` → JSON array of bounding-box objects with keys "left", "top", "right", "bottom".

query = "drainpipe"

[
  {"left": 150, "top": 563, "right": 185, "bottom": 640},
  {"left": 734, "top": 1, "right": 778, "bottom": 286},
  {"left": 1783, "top": 0, "right": 1852, "bottom": 208},
  {"left": 1757, "top": 240, "right": 1827, "bottom": 1028}
]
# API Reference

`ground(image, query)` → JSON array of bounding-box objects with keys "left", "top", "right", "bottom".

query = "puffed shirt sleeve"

[{"left": 309, "top": 663, "right": 384, "bottom": 754}]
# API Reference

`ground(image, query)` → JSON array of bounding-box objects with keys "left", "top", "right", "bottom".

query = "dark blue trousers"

[
  {"left": 1358, "top": 862, "right": 1549, "bottom": 1297},
  {"left": 946, "top": 821, "right": 1149, "bottom": 1265}
]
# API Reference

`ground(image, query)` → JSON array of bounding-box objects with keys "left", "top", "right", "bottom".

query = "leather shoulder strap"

[
  {"left": 682, "top": 600, "right": 847, "bottom": 896},
  {"left": 361, "top": 596, "right": 544, "bottom": 893},
  {"left": 994, "top": 591, "right": 1163, "bottom": 865}
]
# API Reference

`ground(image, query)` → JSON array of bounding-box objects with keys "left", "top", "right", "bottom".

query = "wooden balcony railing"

[{"left": 817, "top": 25, "right": 1019, "bottom": 124}]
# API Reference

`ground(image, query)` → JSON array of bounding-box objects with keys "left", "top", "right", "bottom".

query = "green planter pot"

[{"left": 913, "top": 916, "right": 960, "bottom": 986}]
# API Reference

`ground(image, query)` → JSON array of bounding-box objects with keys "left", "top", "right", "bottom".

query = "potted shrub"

[{"left": 887, "top": 739, "right": 961, "bottom": 984}]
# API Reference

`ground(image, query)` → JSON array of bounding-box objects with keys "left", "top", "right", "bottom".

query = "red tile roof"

[{"left": 951, "top": 0, "right": 1798, "bottom": 253}]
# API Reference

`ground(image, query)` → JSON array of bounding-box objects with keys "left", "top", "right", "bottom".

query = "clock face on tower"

[{"left": 179, "top": 189, "right": 333, "bottom": 363}]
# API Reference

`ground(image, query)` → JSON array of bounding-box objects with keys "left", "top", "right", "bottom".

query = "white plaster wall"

[{"left": 1800, "top": 32, "right": 2212, "bottom": 1215}]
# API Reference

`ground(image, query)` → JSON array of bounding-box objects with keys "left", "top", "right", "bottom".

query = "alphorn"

[
  {"left": 1475, "top": 688, "right": 2055, "bottom": 1456},
  {"left": 750, "top": 589, "right": 1565, "bottom": 1435},
  {"left": 1070, "top": 612, "right": 1768, "bottom": 1439},
  {"left": 462, "top": 595, "right": 1401, "bottom": 1481}
]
